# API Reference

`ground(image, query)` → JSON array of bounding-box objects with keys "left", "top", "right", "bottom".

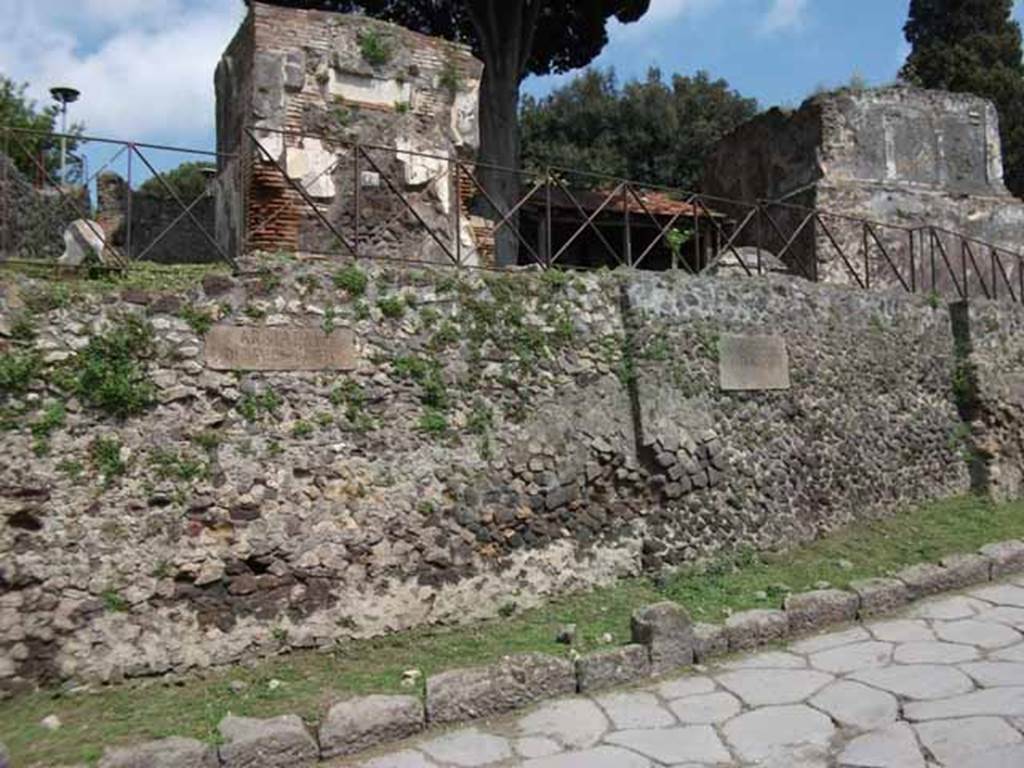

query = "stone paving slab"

[{"left": 340, "top": 577, "right": 1024, "bottom": 768}]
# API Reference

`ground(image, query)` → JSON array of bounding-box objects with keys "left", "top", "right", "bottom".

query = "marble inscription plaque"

[
  {"left": 719, "top": 334, "right": 790, "bottom": 391},
  {"left": 205, "top": 326, "right": 357, "bottom": 371}
]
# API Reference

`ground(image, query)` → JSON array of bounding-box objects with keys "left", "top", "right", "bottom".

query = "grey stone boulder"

[
  {"left": 784, "top": 589, "right": 859, "bottom": 635},
  {"left": 630, "top": 601, "right": 695, "bottom": 674},
  {"left": 850, "top": 577, "right": 909, "bottom": 617},
  {"left": 897, "top": 562, "right": 965, "bottom": 599},
  {"left": 218, "top": 714, "right": 318, "bottom": 768},
  {"left": 576, "top": 644, "right": 651, "bottom": 693},
  {"left": 939, "top": 553, "right": 991, "bottom": 588},
  {"left": 692, "top": 622, "right": 728, "bottom": 662},
  {"left": 426, "top": 653, "right": 575, "bottom": 725},
  {"left": 98, "top": 737, "right": 218, "bottom": 768},
  {"left": 319, "top": 694, "right": 424, "bottom": 759},
  {"left": 980, "top": 540, "right": 1024, "bottom": 577},
  {"left": 724, "top": 609, "right": 788, "bottom": 652}
]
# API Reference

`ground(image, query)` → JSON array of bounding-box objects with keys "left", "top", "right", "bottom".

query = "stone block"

[
  {"left": 630, "top": 601, "right": 695, "bottom": 675},
  {"left": 425, "top": 653, "right": 575, "bottom": 725},
  {"left": 897, "top": 562, "right": 963, "bottom": 600},
  {"left": 319, "top": 695, "right": 424, "bottom": 759},
  {"left": 939, "top": 553, "right": 991, "bottom": 588},
  {"left": 99, "top": 737, "right": 218, "bottom": 768},
  {"left": 723, "top": 609, "right": 789, "bottom": 652},
  {"left": 576, "top": 644, "right": 651, "bottom": 693},
  {"left": 850, "top": 578, "right": 909, "bottom": 617},
  {"left": 784, "top": 589, "right": 859, "bottom": 635},
  {"left": 692, "top": 622, "right": 728, "bottom": 662},
  {"left": 980, "top": 540, "right": 1024, "bottom": 577},
  {"left": 218, "top": 714, "right": 318, "bottom": 768}
]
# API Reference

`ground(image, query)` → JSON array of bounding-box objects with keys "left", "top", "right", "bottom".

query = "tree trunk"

[
  {"left": 468, "top": 0, "right": 538, "bottom": 267},
  {"left": 477, "top": 60, "right": 522, "bottom": 266}
]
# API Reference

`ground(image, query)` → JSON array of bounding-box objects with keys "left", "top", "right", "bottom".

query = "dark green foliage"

[
  {"left": 521, "top": 67, "right": 758, "bottom": 188},
  {"left": 138, "top": 161, "right": 216, "bottom": 201},
  {"left": 237, "top": 390, "right": 282, "bottom": 422},
  {"left": 149, "top": 448, "right": 209, "bottom": 483},
  {"left": 377, "top": 295, "right": 406, "bottom": 319},
  {"left": 0, "top": 350, "right": 40, "bottom": 396},
  {"left": 90, "top": 436, "right": 126, "bottom": 484},
  {"left": 179, "top": 305, "right": 215, "bottom": 336},
  {"left": 0, "top": 76, "right": 83, "bottom": 180},
  {"left": 358, "top": 28, "right": 393, "bottom": 66},
  {"left": 333, "top": 265, "right": 369, "bottom": 296},
  {"left": 417, "top": 408, "right": 448, "bottom": 436},
  {"left": 900, "top": 0, "right": 1024, "bottom": 196},
  {"left": 66, "top": 315, "right": 155, "bottom": 417},
  {"left": 30, "top": 402, "right": 65, "bottom": 456}
]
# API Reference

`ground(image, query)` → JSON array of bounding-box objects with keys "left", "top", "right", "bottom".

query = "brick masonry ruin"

[
  {"left": 6, "top": 252, "right": 1024, "bottom": 691},
  {"left": 703, "top": 87, "right": 1024, "bottom": 293},
  {"left": 214, "top": 1, "right": 485, "bottom": 264}
]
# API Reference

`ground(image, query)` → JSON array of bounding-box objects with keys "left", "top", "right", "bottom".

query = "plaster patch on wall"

[
  {"left": 329, "top": 70, "right": 412, "bottom": 108},
  {"left": 285, "top": 138, "right": 339, "bottom": 199}
]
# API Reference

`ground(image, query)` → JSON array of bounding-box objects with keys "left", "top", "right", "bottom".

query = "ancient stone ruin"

[
  {"left": 703, "top": 86, "right": 1024, "bottom": 293},
  {"left": 214, "top": 1, "right": 484, "bottom": 264}
]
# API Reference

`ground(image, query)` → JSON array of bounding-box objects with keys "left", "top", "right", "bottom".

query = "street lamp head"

[{"left": 50, "top": 87, "right": 80, "bottom": 106}]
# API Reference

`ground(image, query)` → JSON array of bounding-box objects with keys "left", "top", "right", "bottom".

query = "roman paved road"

[{"left": 336, "top": 577, "right": 1024, "bottom": 767}]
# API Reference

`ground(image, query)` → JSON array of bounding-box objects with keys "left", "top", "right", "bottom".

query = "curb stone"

[
  {"left": 63, "top": 537, "right": 1024, "bottom": 767},
  {"left": 97, "top": 737, "right": 217, "bottom": 768}
]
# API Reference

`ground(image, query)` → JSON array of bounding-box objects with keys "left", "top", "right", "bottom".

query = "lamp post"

[{"left": 49, "top": 86, "right": 80, "bottom": 185}]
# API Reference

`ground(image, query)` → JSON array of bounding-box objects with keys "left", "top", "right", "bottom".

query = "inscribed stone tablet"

[
  {"left": 205, "top": 326, "right": 357, "bottom": 371},
  {"left": 718, "top": 334, "right": 790, "bottom": 391}
]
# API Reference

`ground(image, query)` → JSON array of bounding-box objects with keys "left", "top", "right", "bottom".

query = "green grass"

[{"left": 3, "top": 495, "right": 1024, "bottom": 765}]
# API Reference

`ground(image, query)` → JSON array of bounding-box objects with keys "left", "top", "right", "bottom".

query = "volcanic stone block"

[
  {"left": 99, "top": 738, "right": 218, "bottom": 768},
  {"left": 218, "top": 714, "right": 318, "bottom": 768},
  {"left": 850, "top": 578, "right": 909, "bottom": 617},
  {"left": 980, "top": 540, "right": 1024, "bottom": 577},
  {"left": 576, "top": 644, "right": 651, "bottom": 693},
  {"left": 426, "top": 653, "right": 575, "bottom": 725},
  {"left": 724, "top": 609, "right": 789, "bottom": 652},
  {"left": 319, "top": 695, "right": 424, "bottom": 759},
  {"left": 939, "top": 553, "right": 991, "bottom": 588},
  {"left": 631, "top": 602, "right": 695, "bottom": 675},
  {"left": 896, "top": 562, "right": 962, "bottom": 600},
  {"left": 693, "top": 622, "right": 728, "bottom": 662},
  {"left": 784, "top": 589, "right": 859, "bottom": 635}
]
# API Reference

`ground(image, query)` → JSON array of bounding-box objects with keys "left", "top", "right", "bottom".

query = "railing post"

[
  {"left": 863, "top": 222, "right": 870, "bottom": 290},
  {"left": 623, "top": 183, "right": 633, "bottom": 268},
  {"left": 755, "top": 204, "right": 763, "bottom": 275},
  {"left": 962, "top": 238, "right": 969, "bottom": 299},
  {"left": 125, "top": 143, "right": 134, "bottom": 262},
  {"left": 545, "top": 169, "right": 553, "bottom": 268},
  {"left": 453, "top": 158, "right": 461, "bottom": 267},
  {"left": 908, "top": 229, "right": 916, "bottom": 294},
  {"left": 353, "top": 141, "right": 361, "bottom": 259}
]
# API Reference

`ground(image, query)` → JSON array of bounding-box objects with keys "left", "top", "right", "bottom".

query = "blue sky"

[{"left": 2, "top": 0, "right": 1023, "bottom": 181}]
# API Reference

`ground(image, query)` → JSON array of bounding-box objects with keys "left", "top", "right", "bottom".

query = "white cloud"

[
  {"left": 759, "top": 0, "right": 809, "bottom": 35},
  {"left": 0, "top": 0, "right": 245, "bottom": 147}
]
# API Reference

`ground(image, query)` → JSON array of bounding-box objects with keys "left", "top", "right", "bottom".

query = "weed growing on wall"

[
  {"left": 418, "top": 408, "right": 448, "bottom": 436},
  {"left": 179, "top": 305, "right": 215, "bottom": 336},
  {"left": 377, "top": 295, "right": 406, "bottom": 320},
  {"left": 90, "top": 435, "right": 126, "bottom": 486},
  {"left": 149, "top": 448, "right": 209, "bottom": 483},
  {"left": 29, "top": 402, "right": 66, "bottom": 456},
  {"left": 358, "top": 28, "right": 393, "bottom": 66},
  {"left": 237, "top": 390, "right": 282, "bottom": 422},
  {"left": 64, "top": 314, "right": 155, "bottom": 418},
  {"left": 330, "top": 378, "right": 375, "bottom": 432},
  {"left": 0, "top": 350, "right": 40, "bottom": 396},
  {"left": 439, "top": 52, "right": 463, "bottom": 94}
]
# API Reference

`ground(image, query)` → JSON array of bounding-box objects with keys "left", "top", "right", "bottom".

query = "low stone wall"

[
  {"left": 0, "top": 258, "right": 985, "bottom": 692},
  {"left": 0, "top": 154, "right": 86, "bottom": 262}
]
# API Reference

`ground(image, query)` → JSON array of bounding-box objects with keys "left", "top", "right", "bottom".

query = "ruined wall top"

[
  {"left": 704, "top": 86, "right": 1009, "bottom": 203},
  {"left": 216, "top": 2, "right": 484, "bottom": 162}
]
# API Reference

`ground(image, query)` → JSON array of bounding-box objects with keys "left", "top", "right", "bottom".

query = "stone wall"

[
  {"left": 214, "top": 2, "right": 485, "bottom": 264},
  {"left": 0, "top": 154, "right": 87, "bottom": 262},
  {"left": 0, "top": 255, "right": 984, "bottom": 692},
  {"left": 703, "top": 87, "right": 1024, "bottom": 294},
  {"left": 95, "top": 173, "right": 222, "bottom": 264}
]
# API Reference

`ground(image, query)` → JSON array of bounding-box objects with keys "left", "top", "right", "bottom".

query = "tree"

[
  {"left": 139, "top": 161, "right": 217, "bottom": 201},
  {"left": 900, "top": 0, "right": 1024, "bottom": 196},
  {"left": 246, "top": 0, "right": 650, "bottom": 264},
  {"left": 0, "top": 77, "right": 82, "bottom": 182},
  {"left": 521, "top": 68, "right": 758, "bottom": 190}
]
